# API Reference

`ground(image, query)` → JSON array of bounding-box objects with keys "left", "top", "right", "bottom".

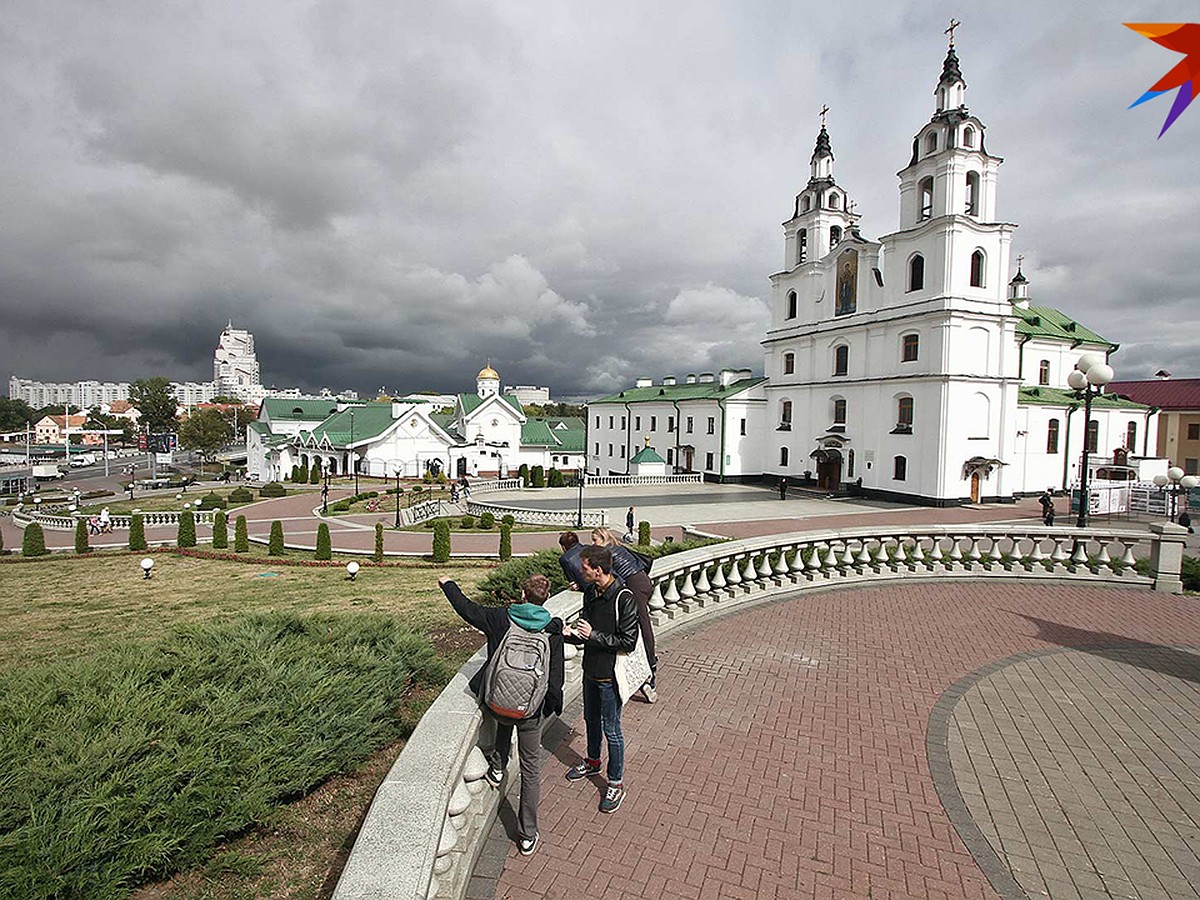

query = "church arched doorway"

[
  {"left": 815, "top": 449, "right": 843, "bottom": 492},
  {"left": 456, "top": 457, "right": 468, "bottom": 478},
  {"left": 970, "top": 472, "right": 981, "bottom": 503}
]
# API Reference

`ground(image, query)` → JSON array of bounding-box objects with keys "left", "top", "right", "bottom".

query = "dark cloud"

[{"left": 1, "top": 0, "right": 1197, "bottom": 400}]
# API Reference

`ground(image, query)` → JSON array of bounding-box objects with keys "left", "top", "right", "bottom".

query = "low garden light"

[
  {"left": 346, "top": 561, "right": 360, "bottom": 581},
  {"left": 140, "top": 558, "right": 154, "bottom": 579}
]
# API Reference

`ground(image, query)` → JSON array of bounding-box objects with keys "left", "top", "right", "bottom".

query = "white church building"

[{"left": 589, "top": 40, "right": 1152, "bottom": 505}]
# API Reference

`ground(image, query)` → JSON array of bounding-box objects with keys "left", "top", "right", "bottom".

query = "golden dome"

[{"left": 477, "top": 365, "right": 500, "bottom": 380}]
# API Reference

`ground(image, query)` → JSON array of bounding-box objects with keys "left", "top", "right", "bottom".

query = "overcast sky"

[{"left": 2, "top": 0, "right": 1197, "bottom": 398}]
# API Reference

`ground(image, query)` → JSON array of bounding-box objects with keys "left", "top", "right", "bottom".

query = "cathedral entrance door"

[
  {"left": 456, "top": 457, "right": 467, "bottom": 478},
  {"left": 817, "top": 451, "right": 843, "bottom": 492},
  {"left": 970, "top": 472, "right": 981, "bottom": 503},
  {"left": 683, "top": 448, "right": 694, "bottom": 472}
]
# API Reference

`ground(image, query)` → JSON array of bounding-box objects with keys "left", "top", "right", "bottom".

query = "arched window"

[
  {"left": 801, "top": 195, "right": 811, "bottom": 212},
  {"left": 962, "top": 126, "right": 975, "bottom": 148},
  {"left": 1086, "top": 419, "right": 1099, "bottom": 454},
  {"left": 786, "top": 290, "right": 797, "bottom": 319},
  {"left": 797, "top": 229, "right": 807, "bottom": 264},
  {"left": 908, "top": 254, "right": 925, "bottom": 292},
  {"left": 965, "top": 171, "right": 980, "bottom": 215},
  {"left": 832, "top": 397, "right": 847, "bottom": 424},
  {"left": 828, "top": 192, "right": 840, "bottom": 209},
  {"left": 783, "top": 352, "right": 795, "bottom": 375},
  {"left": 1038, "top": 360, "right": 1050, "bottom": 385},
  {"left": 925, "top": 132, "right": 938, "bottom": 154},
  {"left": 896, "top": 396, "right": 914, "bottom": 432},
  {"left": 894, "top": 456, "right": 907, "bottom": 480},
  {"left": 970, "top": 250, "right": 986, "bottom": 288},
  {"left": 779, "top": 400, "right": 792, "bottom": 430},
  {"left": 830, "top": 225, "right": 842, "bottom": 246},
  {"left": 780, "top": 447, "right": 789, "bottom": 466},
  {"left": 902, "top": 333, "right": 919, "bottom": 362},
  {"left": 1126, "top": 421, "right": 1137, "bottom": 450},
  {"left": 833, "top": 344, "right": 849, "bottom": 376},
  {"left": 919, "top": 177, "right": 934, "bottom": 220},
  {"left": 1047, "top": 418, "right": 1060, "bottom": 453}
]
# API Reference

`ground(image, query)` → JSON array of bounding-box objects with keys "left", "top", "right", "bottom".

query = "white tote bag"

[{"left": 613, "top": 624, "right": 652, "bottom": 706}]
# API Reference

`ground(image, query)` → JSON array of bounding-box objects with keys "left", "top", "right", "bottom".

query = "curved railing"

[
  {"left": 12, "top": 504, "right": 216, "bottom": 531},
  {"left": 465, "top": 499, "right": 606, "bottom": 528},
  {"left": 466, "top": 478, "right": 523, "bottom": 495},
  {"left": 331, "top": 522, "right": 1187, "bottom": 900},
  {"left": 584, "top": 473, "right": 704, "bottom": 486}
]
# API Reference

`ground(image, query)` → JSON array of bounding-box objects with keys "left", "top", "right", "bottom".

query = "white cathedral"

[{"left": 589, "top": 41, "right": 1153, "bottom": 505}]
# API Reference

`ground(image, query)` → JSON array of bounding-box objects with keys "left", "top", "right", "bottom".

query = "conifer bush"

[
  {"left": 638, "top": 520, "right": 651, "bottom": 546},
  {"left": 432, "top": 520, "right": 451, "bottom": 562},
  {"left": 177, "top": 510, "right": 197, "bottom": 548},
  {"left": 22, "top": 522, "right": 47, "bottom": 558},
  {"left": 499, "top": 523, "right": 512, "bottom": 561},
  {"left": 74, "top": 519, "right": 90, "bottom": 555},
  {"left": 268, "top": 521, "right": 285, "bottom": 556},
  {"left": 128, "top": 514, "right": 147, "bottom": 552},
  {"left": 479, "top": 511, "right": 495, "bottom": 530},
  {"left": 309, "top": 462, "right": 321, "bottom": 484},
  {"left": 373, "top": 522, "right": 384, "bottom": 563},
  {"left": 461, "top": 515, "right": 475, "bottom": 529},
  {"left": 531, "top": 465, "right": 545, "bottom": 488},
  {"left": 548, "top": 468, "right": 563, "bottom": 487},
  {"left": 518, "top": 463, "right": 529, "bottom": 486},
  {"left": 234, "top": 515, "right": 249, "bottom": 553},
  {"left": 315, "top": 523, "right": 332, "bottom": 560},
  {"left": 502, "top": 514, "right": 515, "bottom": 527},
  {"left": 229, "top": 487, "right": 254, "bottom": 503},
  {"left": 211, "top": 510, "right": 228, "bottom": 549},
  {"left": 259, "top": 482, "right": 287, "bottom": 498}
]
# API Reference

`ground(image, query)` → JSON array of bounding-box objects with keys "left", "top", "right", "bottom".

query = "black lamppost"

[
  {"left": 575, "top": 470, "right": 585, "bottom": 528},
  {"left": 350, "top": 410, "right": 358, "bottom": 496},
  {"left": 1067, "top": 354, "right": 1114, "bottom": 528},
  {"left": 394, "top": 466, "right": 402, "bottom": 528},
  {"left": 322, "top": 463, "right": 330, "bottom": 515}
]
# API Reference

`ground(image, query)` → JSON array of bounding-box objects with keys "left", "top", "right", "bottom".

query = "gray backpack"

[{"left": 483, "top": 626, "right": 551, "bottom": 720}]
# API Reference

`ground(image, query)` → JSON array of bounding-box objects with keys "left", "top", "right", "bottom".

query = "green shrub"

[
  {"left": 479, "top": 511, "right": 495, "bottom": 530},
  {"left": 315, "top": 523, "right": 332, "bottom": 560},
  {"left": 478, "top": 549, "right": 566, "bottom": 603},
  {"left": 436, "top": 471, "right": 447, "bottom": 484},
  {"left": 367, "top": 491, "right": 378, "bottom": 499},
  {"left": 289, "top": 465, "right": 299, "bottom": 482},
  {"left": 332, "top": 501, "right": 351, "bottom": 513},
  {"left": 268, "top": 521, "right": 285, "bottom": 556},
  {"left": 229, "top": 486, "right": 254, "bottom": 503},
  {"left": 422, "top": 472, "right": 433, "bottom": 484},
  {"left": 518, "top": 463, "right": 529, "bottom": 486},
  {"left": 432, "top": 520, "right": 451, "bottom": 563},
  {"left": 638, "top": 520, "right": 651, "bottom": 546},
  {"left": 530, "top": 465, "right": 545, "bottom": 488},
  {"left": 460, "top": 515, "right": 475, "bottom": 529},
  {"left": 177, "top": 510, "right": 197, "bottom": 548},
  {"left": 501, "top": 514, "right": 515, "bottom": 527},
  {"left": 374, "top": 522, "right": 385, "bottom": 563},
  {"left": 260, "top": 482, "right": 287, "bottom": 498},
  {"left": 234, "top": 515, "right": 249, "bottom": 553},
  {"left": 0, "top": 612, "right": 448, "bottom": 900},
  {"left": 197, "top": 491, "right": 227, "bottom": 510},
  {"left": 211, "top": 510, "right": 228, "bottom": 549},
  {"left": 1185, "top": 555, "right": 1200, "bottom": 593},
  {"left": 22, "top": 522, "right": 47, "bottom": 558},
  {"left": 74, "top": 519, "right": 89, "bottom": 555},
  {"left": 128, "top": 514, "right": 147, "bottom": 552},
  {"left": 548, "top": 468, "right": 563, "bottom": 487},
  {"left": 499, "top": 523, "right": 512, "bottom": 561}
]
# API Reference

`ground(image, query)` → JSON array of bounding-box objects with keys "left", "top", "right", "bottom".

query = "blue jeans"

[{"left": 583, "top": 677, "right": 624, "bottom": 784}]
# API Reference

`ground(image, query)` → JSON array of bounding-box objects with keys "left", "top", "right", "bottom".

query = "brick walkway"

[{"left": 487, "top": 583, "right": 1200, "bottom": 900}]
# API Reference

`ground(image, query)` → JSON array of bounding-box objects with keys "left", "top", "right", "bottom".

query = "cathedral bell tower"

[{"left": 782, "top": 109, "right": 859, "bottom": 270}]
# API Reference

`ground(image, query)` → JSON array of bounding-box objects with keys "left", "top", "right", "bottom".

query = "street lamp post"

[
  {"left": 394, "top": 466, "right": 402, "bottom": 528},
  {"left": 1067, "top": 354, "right": 1115, "bottom": 528},
  {"left": 349, "top": 410, "right": 358, "bottom": 496},
  {"left": 1153, "top": 467, "right": 1199, "bottom": 522},
  {"left": 322, "top": 463, "right": 330, "bottom": 515},
  {"left": 576, "top": 470, "right": 585, "bottom": 528}
]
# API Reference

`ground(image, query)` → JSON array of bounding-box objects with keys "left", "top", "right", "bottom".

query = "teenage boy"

[
  {"left": 564, "top": 545, "right": 639, "bottom": 813},
  {"left": 439, "top": 573, "right": 564, "bottom": 855}
]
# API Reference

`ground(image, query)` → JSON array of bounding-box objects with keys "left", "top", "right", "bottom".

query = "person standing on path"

[
  {"left": 779, "top": 477, "right": 788, "bottom": 501},
  {"left": 438, "top": 573, "right": 564, "bottom": 856},
  {"left": 558, "top": 531, "right": 586, "bottom": 590},
  {"left": 564, "top": 545, "right": 638, "bottom": 813},
  {"left": 1039, "top": 490, "right": 1055, "bottom": 526},
  {"left": 591, "top": 527, "right": 658, "bottom": 703},
  {"left": 625, "top": 506, "right": 636, "bottom": 543}
]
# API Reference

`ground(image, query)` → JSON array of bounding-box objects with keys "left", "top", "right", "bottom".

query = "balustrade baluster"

[
  {"left": 726, "top": 557, "right": 743, "bottom": 587},
  {"left": 774, "top": 549, "right": 792, "bottom": 578},
  {"left": 929, "top": 538, "right": 944, "bottom": 567},
  {"left": 965, "top": 536, "right": 982, "bottom": 568},
  {"left": 872, "top": 538, "right": 890, "bottom": 571},
  {"left": 947, "top": 536, "right": 964, "bottom": 568},
  {"left": 648, "top": 582, "right": 665, "bottom": 611},
  {"left": 1069, "top": 538, "right": 1090, "bottom": 570},
  {"left": 909, "top": 537, "right": 927, "bottom": 569},
  {"left": 679, "top": 570, "right": 697, "bottom": 602},
  {"left": 662, "top": 575, "right": 681, "bottom": 608},
  {"left": 855, "top": 540, "right": 872, "bottom": 567},
  {"left": 1117, "top": 540, "right": 1137, "bottom": 575},
  {"left": 1049, "top": 536, "right": 1070, "bottom": 573},
  {"left": 742, "top": 555, "right": 758, "bottom": 583},
  {"left": 791, "top": 546, "right": 808, "bottom": 576},
  {"left": 988, "top": 537, "right": 1004, "bottom": 569},
  {"left": 711, "top": 560, "right": 728, "bottom": 591},
  {"left": 1096, "top": 542, "right": 1112, "bottom": 571},
  {"left": 822, "top": 543, "right": 839, "bottom": 574},
  {"left": 695, "top": 565, "right": 712, "bottom": 594},
  {"left": 839, "top": 541, "right": 855, "bottom": 569}
]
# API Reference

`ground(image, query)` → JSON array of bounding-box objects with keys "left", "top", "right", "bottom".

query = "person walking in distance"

[
  {"left": 625, "top": 506, "right": 636, "bottom": 543},
  {"left": 564, "top": 545, "right": 639, "bottom": 813},
  {"left": 1039, "top": 490, "right": 1055, "bottom": 526},
  {"left": 592, "top": 527, "right": 658, "bottom": 702},
  {"left": 778, "top": 477, "right": 788, "bottom": 501},
  {"left": 438, "top": 573, "right": 564, "bottom": 855}
]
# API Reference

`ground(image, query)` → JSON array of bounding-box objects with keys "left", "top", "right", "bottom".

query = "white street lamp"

[
  {"left": 1070, "top": 354, "right": 1115, "bottom": 528},
  {"left": 141, "top": 558, "right": 154, "bottom": 579},
  {"left": 346, "top": 561, "right": 360, "bottom": 581},
  {"left": 1153, "top": 468, "right": 1199, "bottom": 522}
]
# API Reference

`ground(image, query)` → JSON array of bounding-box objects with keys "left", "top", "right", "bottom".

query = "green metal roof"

[
  {"left": 590, "top": 377, "right": 767, "bottom": 405},
  {"left": 247, "top": 420, "right": 272, "bottom": 436},
  {"left": 517, "top": 417, "right": 584, "bottom": 450},
  {"left": 309, "top": 402, "right": 395, "bottom": 446},
  {"left": 630, "top": 445, "right": 666, "bottom": 464},
  {"left": 1013, "top": 305, "right": 1112, "bottom": 347},
  {"left": 260, "top": 398, "right": 350, "bottom": 421},
  {"left": 458, "top": 393, "right": 524, "bottom": 415},
  {"left": 430, "top": 412, "right": 464, "bottom": 442},
  {"left": 1018, "top": 386, "right": 1148, "bottom": 410}
]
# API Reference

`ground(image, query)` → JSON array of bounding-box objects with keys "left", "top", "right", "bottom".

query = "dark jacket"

[
  {"left": 559, "top": 543, "right": 586, "bottom": 589},
  {"left": 566, "top": 575, "right": 639, "bottom": 680},
  {"left": 608, "top": 544, "right": 647, "bottom": 582},
  {"left": 440, "top": 581, "right": 565, "bottom": 717}
]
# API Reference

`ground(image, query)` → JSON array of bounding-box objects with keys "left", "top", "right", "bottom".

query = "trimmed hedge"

[
  {"left": 74, "top": 519, "right": 90, "bottom": 555},
  {"left": 373, "top": 522, "right": 384, "bottom": 563},
  {"left": 268, "top": 521, "right": 285, "bottom": 556},
  {"left": 22, "top": 523, "right": 47, "bottom": 558},
  {"left": 233, "top": 516, "right": 249, "bottom": 553},
  {"left": 128, "top": 515, "right": 147, "bottom": 552},
  {"left": 196, "top": 492, "right": 227, "bottom": 510},
  {"left": 315, "top": 523, "right": 332, "bottom": 561},
  {"left": 260, "top": 482, "right": 287, "bottom": 498},
  {"left": 501, "top": 514, "right": 515, "bottom": 527},
  {"left": 229, "top": 487, "right": 254, "bottom": 503},
  {"left": 211, "top": 511, "right": 228, "bottom": 550},
  {"left": 499, "top": 524, "right": 512, "bottom": 561},
  {"left": 432, "top": 521, "right": 451, "bottom": 563},
  {"left": 460, "top": 515, "right": 475, "bottom": 529},
  {"left": 479, "top": 512, "right": 495, "bottom": 530},
  {"left": 177, "top": 510, "right": 196, "bottom": 549},
  {"left": 638, "top": 520, "right": 651, "bottom": 546}
]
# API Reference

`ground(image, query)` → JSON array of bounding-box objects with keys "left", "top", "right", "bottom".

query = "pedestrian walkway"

[{"left": 485, "top": 581, "right": 1200, "bottom": 899}]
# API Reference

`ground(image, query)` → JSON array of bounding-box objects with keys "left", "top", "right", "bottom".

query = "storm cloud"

[{"left": 2, "top": 0, "right": 1196, "bottom": 398}]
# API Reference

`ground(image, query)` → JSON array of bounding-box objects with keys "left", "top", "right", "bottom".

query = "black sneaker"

[
  {"left": 600, "top": 783, "right": 625, "bottom": 813},
  {"left": 565, "top": 759, "right": 601, "bottom": 781},
  {"left": 485, "top": 765, "right": 504, "bottom": 789},
  {"left": 518, "top": 832, "right": 539, "bottom": 856}
]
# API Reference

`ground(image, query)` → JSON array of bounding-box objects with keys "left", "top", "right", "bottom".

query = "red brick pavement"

[{"left": 493, "top": 582, "right": 1200, "bottom": 899}]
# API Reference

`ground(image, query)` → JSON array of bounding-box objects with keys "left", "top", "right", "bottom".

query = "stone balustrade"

[
  {"left": 466, "top": 478, "right": 523, "bottom": 495},
  {"left": 12, "top": 504, "right": 216, "bottom": 531},
  {"left": 465, "top": 499, "right": 606, "bottom": 528},
  {"left": 584, "top": 473, "right": 704, "bottom": 486},
  {"left": 332, "top": 521, "right": 1188, "bottom": 900}
]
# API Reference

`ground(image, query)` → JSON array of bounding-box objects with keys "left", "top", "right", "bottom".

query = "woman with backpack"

[{"left": 437, "top": 573, "right": 564, "bottom": 856}]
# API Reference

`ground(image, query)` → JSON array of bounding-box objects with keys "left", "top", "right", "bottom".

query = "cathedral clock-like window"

[
  {"left": 970, "top": 250, "right": 986, "bottom": 288},
  {"left": 908, "top": 254, "right": 925, "bottom": 292}
]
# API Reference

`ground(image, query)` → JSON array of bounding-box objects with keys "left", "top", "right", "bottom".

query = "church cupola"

[
  {"left": 1008, "top": 262, "right": 1030, "bottom": 308},
  {"left": 810, "top": 124, "right": 834, "bottom": 181},
  {"left": 935, "top": 39, "right": 967, "bottom": 114},
  {"left": 476, "top": 361, "right": 500, "bottom": 398},
  {"left": 784, "top": 108, "right": 858, "bottom": 269}
]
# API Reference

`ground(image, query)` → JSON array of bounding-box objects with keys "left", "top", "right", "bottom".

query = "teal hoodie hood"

[{"left": 508, "top": 602, "right": 552, "bottom": 631}]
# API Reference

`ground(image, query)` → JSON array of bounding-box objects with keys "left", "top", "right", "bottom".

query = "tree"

[
  {"left": 373, "top": 522, "right": 385, "bottom": 563},
  {"left": 0, "top": 398, "right": 35, "bottom": 434},
  {"left": 638, "top": 520, "right": 651, "bottom": 546},
  {"left": 211, "top": 510, "right": 228, "bottom": 549},
  {"left": 499, "top": 523, "right": 512, "bottom": 561},
  {"left": 234, "top": 515, "right": 249, "bottom": 552},
  {"left": 315, "top": 523, "right": 332, "bottom": 560},
  {"left": 74, "top": 519, "right": 90, "bottom": 554},
  {"left": 518, "top": 463, "right": 529, "bottom": 486},
  {"left": 22, "top": 523, "right": 47, "bottom": 557},
  {"left": 432, "top": 520, "right": 451, "bottom": 563},
  {"left": 178, "top": 408, "right": 233, "bottom": 468},
  {"left": 269, "top": 520, "right": 285, "bottom": 556},
  {"left": 128, "top": 378, "right": 178, "bottom": 432},
  {"left": 177, "top": 510, "right": 197, "bottom": 548},
  {"left": 309, "top": 461, "right": 321, "bottom": 484},
  {"left": 85, "top": 411, "right": 133, "bottom": 446},
  {"left": 128, "top": 514, "right": 147, "bottom": 551}
]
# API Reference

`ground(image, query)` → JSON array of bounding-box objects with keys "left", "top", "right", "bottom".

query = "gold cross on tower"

[
  {"left": 945, "top": 17, "right": 961, "bottom": 47},
  {"left": 819, "top": 104, "right": 829, "bottom": 129}
]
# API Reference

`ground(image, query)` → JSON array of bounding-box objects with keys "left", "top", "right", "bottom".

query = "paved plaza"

[{"left": 481, "top": 582, "right": 1200, "bottom": 900}]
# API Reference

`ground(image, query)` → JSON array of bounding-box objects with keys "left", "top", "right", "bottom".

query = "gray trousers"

[{"left": 488, "top": 714, "right": 545, "bottom": 840}]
